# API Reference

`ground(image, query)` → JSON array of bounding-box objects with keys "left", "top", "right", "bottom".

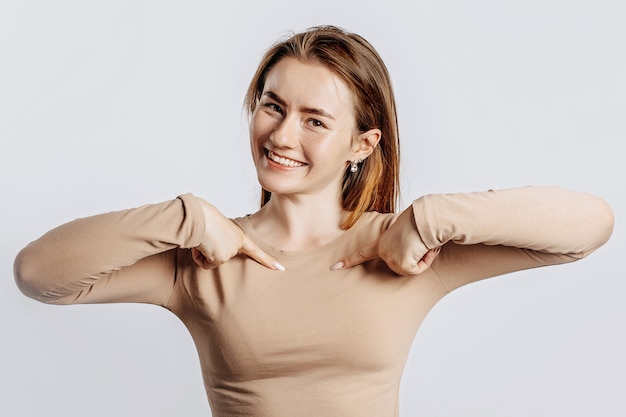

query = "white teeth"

[{"left": 267, "top": 150, "right": 304, "bottom": 167}]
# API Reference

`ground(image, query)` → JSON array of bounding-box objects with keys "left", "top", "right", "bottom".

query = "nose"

[{"left": 269, "top": 115, "right": 298, "bottom": 148}]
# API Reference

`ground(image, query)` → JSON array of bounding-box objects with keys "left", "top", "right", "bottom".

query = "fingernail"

[
  {"left": 274, "top": 262, "right": 286, "bottom": 271},
  {"left": 330, "top": 261, "right": 344, "bottom": 271}
]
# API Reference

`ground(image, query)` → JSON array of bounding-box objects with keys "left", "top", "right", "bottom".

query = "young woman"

[{"left": 14, "top": 26, "right": 614, "bottom": 417}]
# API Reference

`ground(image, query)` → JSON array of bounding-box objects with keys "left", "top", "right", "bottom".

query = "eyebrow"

[{"left": 263, "top": 91, "right": 336, "bottom": 121}]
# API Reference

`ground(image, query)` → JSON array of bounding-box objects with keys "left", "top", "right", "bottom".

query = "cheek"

[
  {"left": 249, "top": 113, "right": 261, "bottom": 140},
  {"left": 249, "top": 123, "right": 258, "bottom": 146},
  {"left": 249, "top": 116, "right": 264, "bottom": 158},
  {"left": 251, "top": 115, "right": 277, "bottom": 152},
  {"left": 251, "top": 109, "right": 274, "bottom": 132},
  {"left": 249, "top": 116, "right": 265, "bottom": 152}
]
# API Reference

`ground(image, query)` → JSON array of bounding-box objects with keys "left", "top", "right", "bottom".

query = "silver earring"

[{"left": 350, "top": 159, "right": 361, "bottom": 173}]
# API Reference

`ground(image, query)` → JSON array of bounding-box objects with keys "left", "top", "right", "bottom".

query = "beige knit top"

[{"left": 14, "top": 186, "right": 614, "bottom": 416}]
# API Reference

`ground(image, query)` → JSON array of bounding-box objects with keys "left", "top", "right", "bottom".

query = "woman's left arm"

[{"left": 333, "top": 187, "right": 614, "bottom": 287}]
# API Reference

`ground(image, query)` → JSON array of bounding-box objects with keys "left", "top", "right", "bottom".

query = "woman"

[{"left": 14, "top": 26, "right": 614, "bottom": 417}]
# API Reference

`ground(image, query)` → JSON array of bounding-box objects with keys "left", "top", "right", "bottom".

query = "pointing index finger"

[
  {"left": 240, "top": 235, "right": 285, "bottom": 271},
  {"left": 330, "top": 240, "right": 379, "bottom": 271}
]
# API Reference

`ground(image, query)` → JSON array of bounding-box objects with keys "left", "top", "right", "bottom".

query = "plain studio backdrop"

[{"left": 1, "top": 1, "right": 624, "bottom": 416}]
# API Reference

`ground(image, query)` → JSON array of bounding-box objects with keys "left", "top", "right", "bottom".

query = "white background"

[{"left": 1, "top": 1, "right": 624, "bottom": 416}]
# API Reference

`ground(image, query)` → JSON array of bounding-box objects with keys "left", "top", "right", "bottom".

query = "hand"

[
  {"left": 191, "top": 200, "right": 285, "bottom": 271},
  {"left": 330, "top": 206, "right": 440, "bottom": 275}
]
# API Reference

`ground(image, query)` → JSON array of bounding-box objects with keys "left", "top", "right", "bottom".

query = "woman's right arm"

[
  {"left": 14, "top": 193, "right": 282, "bottom": 306},
  {"left": 13, "top": 194, "right": 207, "bottom": 306}
]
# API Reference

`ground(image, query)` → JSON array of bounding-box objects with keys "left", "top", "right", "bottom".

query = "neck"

[{"left": 248, "top": 193, "right": 349, "bottom": 251}]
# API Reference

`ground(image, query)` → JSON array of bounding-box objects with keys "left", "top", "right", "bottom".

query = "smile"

[{"left": 266, "top": 150, "right": 306, "bottom": 167}]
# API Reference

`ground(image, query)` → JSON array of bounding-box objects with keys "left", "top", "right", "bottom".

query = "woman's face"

[{"left": 250, "top": 57, "right": 362, "bottom": 203}]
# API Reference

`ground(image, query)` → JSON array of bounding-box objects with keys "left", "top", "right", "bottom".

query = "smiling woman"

[
  {"left": 249, "top": 57, "right": 381, "bottom": 226},
  {"left": 246, "top": 27, "right": 400, "bottom": 229},
  {"left": 13, "top": 25, "right": 614, "bottom": 417}
]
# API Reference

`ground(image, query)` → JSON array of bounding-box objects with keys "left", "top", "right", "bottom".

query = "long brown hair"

[{"left": 244, "top": 26, "right": 400, "bottom": 228}]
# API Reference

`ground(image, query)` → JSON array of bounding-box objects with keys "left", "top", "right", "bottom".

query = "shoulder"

[
  {"left": 360, "top": 210, "right": 397, "bottom": 227},
  {"left": 351, "top": 211, "right": 397, "bottom": 239}
]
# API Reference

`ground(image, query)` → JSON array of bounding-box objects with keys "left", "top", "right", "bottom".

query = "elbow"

[
  {"left": 13, "top": 246, "right": 53, "bottom": 303},
  {"left": 583, "top": 195, "right": 615, "bottom": 256},
  {"left": 600, "top": 198, "right": 615, "bottom": 245}
]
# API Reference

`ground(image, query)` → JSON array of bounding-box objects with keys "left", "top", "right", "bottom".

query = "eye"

[
  {"left": 263, "top": 102, "right": 283, "bottom": 115},
  {"left": 307, "top": 118, "right": 326, "bottom": 128}
]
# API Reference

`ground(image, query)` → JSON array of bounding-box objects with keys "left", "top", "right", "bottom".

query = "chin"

[{"left": 256, "top": 174, "right": 289, "bottom": 196}]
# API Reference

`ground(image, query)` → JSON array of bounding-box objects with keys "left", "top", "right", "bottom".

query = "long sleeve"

[
  {"left": 13, "top": 193, "right": 206, "bottom": 306},
  {"left": 412, "top": 186, "right": 614, "bottom": 293}
]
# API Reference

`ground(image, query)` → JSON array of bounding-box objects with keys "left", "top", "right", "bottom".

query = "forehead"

[{"left": 263, "top": 58, "right": 355, "bottom": 114}]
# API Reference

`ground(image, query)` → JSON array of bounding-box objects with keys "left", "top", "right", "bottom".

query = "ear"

[{"left": 352, "top": 128, "right": 381, "bottom": 161}]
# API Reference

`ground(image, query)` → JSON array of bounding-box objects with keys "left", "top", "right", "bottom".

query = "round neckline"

[{"left": 233, "top": 213, "right": 372, "bottom": 260}]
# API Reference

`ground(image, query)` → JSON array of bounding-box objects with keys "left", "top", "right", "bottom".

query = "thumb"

[{"left": 191, "top": 247, "right": 214, "bottom": 270}]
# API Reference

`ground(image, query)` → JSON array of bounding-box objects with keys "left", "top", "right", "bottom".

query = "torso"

[{"left": 167, "top": 212, "right": 447, "bottom": 417}]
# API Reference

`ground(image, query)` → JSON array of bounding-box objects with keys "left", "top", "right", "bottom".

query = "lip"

[{"left": 264, "top": 148, "right": 307, "bottom": 168}]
